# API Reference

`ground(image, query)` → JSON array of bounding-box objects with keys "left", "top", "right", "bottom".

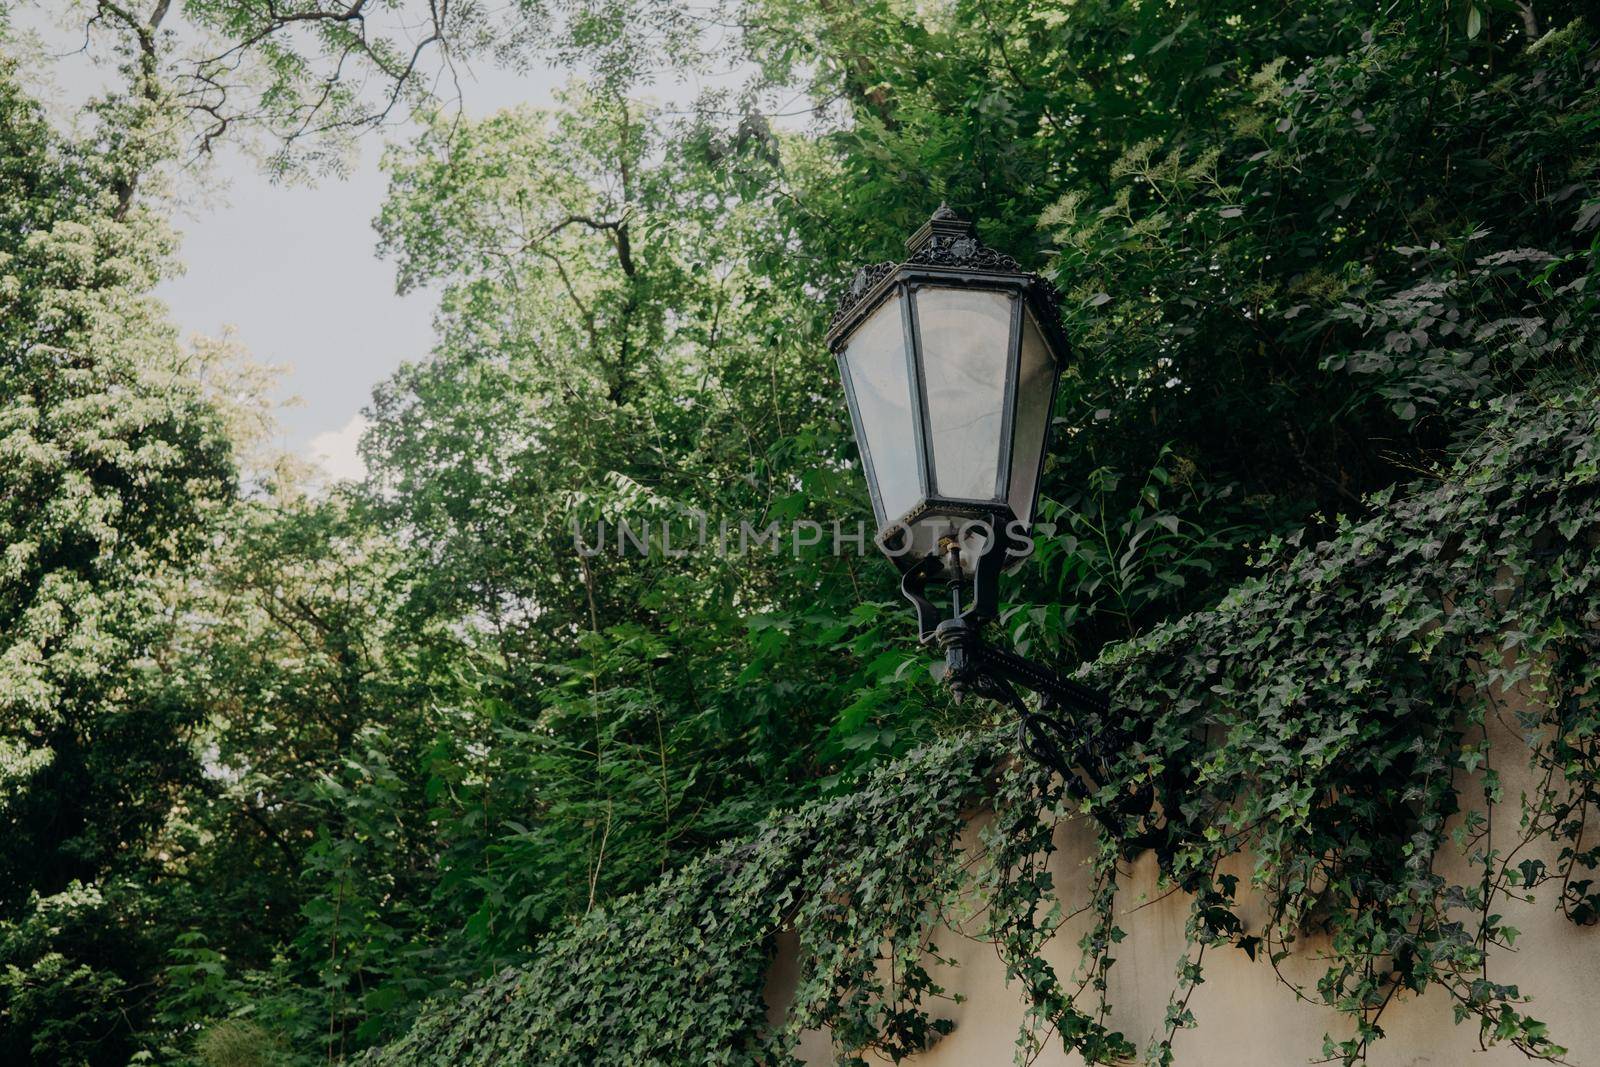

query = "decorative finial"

[{"left": 931, "top": 202, "right": 959, "bottom": 222}]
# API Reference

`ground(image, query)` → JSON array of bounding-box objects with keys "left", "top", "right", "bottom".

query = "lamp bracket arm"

[
  {"left": 898, "top": 546, "right": 1128, "bottom": 805},
  {"left": 931, "top": 614, "right": 1126, "bottom": 800},
  {"left": 968, "top": 639, "right": 1110, "bottom": 720}
]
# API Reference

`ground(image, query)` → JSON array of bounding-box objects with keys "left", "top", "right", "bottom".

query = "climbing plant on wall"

[
  {"left": 367, "top": 385, "right": 1600, "bottom": 1066},
  {"left": 4, "top": 2, "right": 1598, "bottom": 1062}
]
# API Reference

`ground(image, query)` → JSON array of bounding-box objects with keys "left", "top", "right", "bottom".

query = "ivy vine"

[{"left": 370, "top": 386, "right": 1600, "bottom": 1066}]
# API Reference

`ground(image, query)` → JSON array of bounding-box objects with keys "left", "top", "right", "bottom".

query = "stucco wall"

[{"left": 765, "top": 685, "right": 1600, "bottom": 1066}]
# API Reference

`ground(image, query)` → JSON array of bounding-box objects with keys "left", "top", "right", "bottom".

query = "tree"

[
  {"left": 0, "top": 57, "right": 234, "bottom": 1064},
  {"left": 3, "top": 0, "right": 1598, "bottom": 1061},
  {"left": 152, "top": 494, "right": 459, "bottom": 1061},
  {"left": 361, "top": 85, "right": 942, "bottom": 953},
  {"left": 35, "top": 0, "right": 701, "bottom": 174}
]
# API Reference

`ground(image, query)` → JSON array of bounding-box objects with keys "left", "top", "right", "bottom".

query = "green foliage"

[
  {"left": 144, "top": 496, "right": 473, "bottom": 1062},
  {"left": 368, "top": 737, "right": 995, "bottom": 1067},
  {"left": 1098, "top": 386, "right": 1600, "bottom": 1063},
  {"left": 0, "top": 55, "right": 235, "bottom": 1065},
  {"left": 1027, "top": 448, "right": 1247, "bottom": 647},
  {"left": 371, "top": 386, "right": 1600, "bottom": 1066},
  {"left": 757, "top": 0, "right": 1600, "bottom": 657},
  {"left": 3, "top": 0, "right": 1600, "bottom": 1064}
]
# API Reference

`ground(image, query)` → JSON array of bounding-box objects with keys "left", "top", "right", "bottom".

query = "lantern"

[
  {"left": 826, "top": 205, "right": 1066, "bottom": 633},
  {"left": 827, "top": 205, "right": 1120, "bottom": 793}
]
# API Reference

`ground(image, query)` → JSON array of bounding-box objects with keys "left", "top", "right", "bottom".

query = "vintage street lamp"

[{"left": 827, "top": 205, "right": 1115, "bottom": 786}]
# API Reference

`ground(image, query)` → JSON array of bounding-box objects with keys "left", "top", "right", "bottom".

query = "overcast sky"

[
  {"left": 11, "top": 8, "right": 736, "bottom": 483},
  {"left": 13, "top": 12, "right": 572, "bottom": 481},
  {"left": 157, "top": 56, "right": 570, "bottom": 482}
]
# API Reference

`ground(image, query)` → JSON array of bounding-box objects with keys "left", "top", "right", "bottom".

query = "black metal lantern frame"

[
  {"left": 827, "top": 206, "right": 1123, "bottom": 799},
  {"left": 826, "top": 208, "right": 1063, "bottom": 628}
]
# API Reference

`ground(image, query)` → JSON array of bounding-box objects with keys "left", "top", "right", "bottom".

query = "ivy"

[{"left": 367, "top": 386, "right": 1600, "bottom": 1065}]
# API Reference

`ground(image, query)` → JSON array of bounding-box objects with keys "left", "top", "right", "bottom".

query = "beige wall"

[{"left": 766, "top": 695, "right": 1600, "bottom": 1066}]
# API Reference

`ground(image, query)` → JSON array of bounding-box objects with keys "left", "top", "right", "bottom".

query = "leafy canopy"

[{"left": 0, "top": 0, "right": 1598, "bottom": 1064}]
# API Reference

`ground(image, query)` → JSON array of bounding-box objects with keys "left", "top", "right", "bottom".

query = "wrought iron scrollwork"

[
  {"left": 826, "top": 204, "right": 1064, "bottom": 335},
  {"left": 904, "top": 232, "right": 1021, "bottom": 273},
  {"left": 828, "top": 261, "right": 897, "bottom": 331}
]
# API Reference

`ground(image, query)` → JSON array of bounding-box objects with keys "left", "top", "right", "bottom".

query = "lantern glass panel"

[
  {"left": 1007, "top": 310, "right": 1055, "bottom": 523},
  {"left": 913, "top": 286, "right": 1013, "bottom": 502},
  {"left": 840, "top": 291, "right": 920, "bottom": 525}
]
